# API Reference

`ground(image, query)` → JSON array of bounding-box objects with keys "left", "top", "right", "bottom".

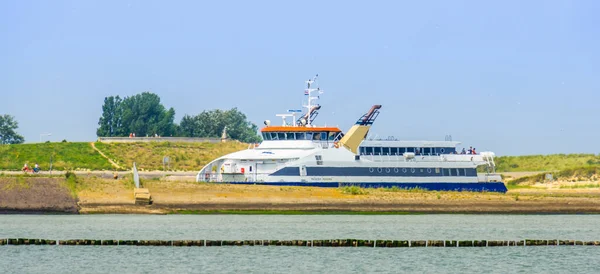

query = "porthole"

[
  {"left": 440, "top": 148, "right": 445, "bottom": 153},
  {"left": 377, "top": 168, "right": 382, "bottom": 173},
  {"left": 386, "top": 168, "right": 391, "bottom": 173},
  {"left": 394, "top": 168, "right": 399, "bottom": 173},
  {"left": 402, "top": 168, "right": 407, "bottom": 173},
  {"left": 411, "top": 168, "right": 415, "bottom": 173},
  {"left": 369, "top": 167, "right": 374, "bottom": 173},
  {"left": 427, "top": 168, "right": 432, "bottom": 174}
]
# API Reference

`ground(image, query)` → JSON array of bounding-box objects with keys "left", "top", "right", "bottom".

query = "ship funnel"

[{"left": 339, "top": 105, "right": 382, "bottom": 154}]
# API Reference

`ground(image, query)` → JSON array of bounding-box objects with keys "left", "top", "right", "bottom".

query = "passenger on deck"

[
  {"left": 468, "top": 146, "right": 473, "bottom": 154},
  {"left": 22, "top": 163, "right": 29, "bottom": 172},
  {"left": 33, "top": 163, "right": 40, "bottom": 173},
  {"left": 461, "top": 148, "right": 466, "bottom": 154},
  {"left": 472, "top": 148, "right": 477, "bottom": 154}
]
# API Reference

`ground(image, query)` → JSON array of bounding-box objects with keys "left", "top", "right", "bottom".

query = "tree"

[
  {"left": 0, "top": 114, "right": 25, "bottom": 144},
  {"left": 96, "top": 92, "right": 177, "bottom": 137},
  {"left": 179, "top": 108, "right": 261, "bottom": 143},
  {"left": 96, "top": 96, "right": 123, "bottom": 137},
  {"left": 120, "top": 92, "right": 177, "bottom": 137}
]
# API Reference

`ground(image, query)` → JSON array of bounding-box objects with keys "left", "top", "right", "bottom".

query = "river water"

[{"left": 1, "top": 214, "right": 600, "bottom": 273}]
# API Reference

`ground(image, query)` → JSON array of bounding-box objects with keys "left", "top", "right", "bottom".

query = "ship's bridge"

[{"left": 260, "top": 126, "right": 343, "bottom": 142}]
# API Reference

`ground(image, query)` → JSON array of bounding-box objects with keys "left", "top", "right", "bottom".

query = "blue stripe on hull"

[
  {"left": 223, "top": 182, "right": 507, "bottom": 193},
  {"left": 270, "top": 166, "right": 478, "bottom": 177}
]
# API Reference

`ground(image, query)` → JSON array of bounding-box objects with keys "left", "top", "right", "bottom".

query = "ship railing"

[
  {"left": 197, "top": 172, "right": 277, "bottom": 183},
  {"left": 363, "top": 154, "right": 487, "bottom": 163}
]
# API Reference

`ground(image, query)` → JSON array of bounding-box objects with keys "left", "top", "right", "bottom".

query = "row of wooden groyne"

[{"left": 2, "top": 238, "right": 600, "bottom": 247}]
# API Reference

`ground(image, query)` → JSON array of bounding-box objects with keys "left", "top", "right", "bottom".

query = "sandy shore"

[
  {"left": 77, "top": 179, "right": 600, "bottom": 214},
  {"left": 2, "top": 176, "right": 600, "bottom": 214}
]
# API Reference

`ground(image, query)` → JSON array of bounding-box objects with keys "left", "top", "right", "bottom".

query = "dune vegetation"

[{"left": 507, "top": 166, "right": 600, "bottom": 186}]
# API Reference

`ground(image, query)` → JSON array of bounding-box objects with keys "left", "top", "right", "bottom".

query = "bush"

[
  {"left": 340, "top": 186, "right": 367, "bottom": 195},
  {"left": 64, "top": 171, "right": 78, "bottom": 197},
  {"left": 65, "top": 171, "right": 76, "bottom": 180}
]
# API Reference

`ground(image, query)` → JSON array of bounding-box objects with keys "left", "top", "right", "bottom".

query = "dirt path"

[{"left": 90, "top": 142, "right": 123, "bottom": 170}]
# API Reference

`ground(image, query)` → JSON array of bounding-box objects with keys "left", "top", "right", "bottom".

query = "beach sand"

[{"left": 77, "top": 178, "right": 600, "bottom": 214}]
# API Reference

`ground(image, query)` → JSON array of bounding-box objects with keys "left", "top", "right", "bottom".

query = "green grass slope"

[
  {"left": 0, "top": 142, "right": 113, "bottom": 171},
  {"left": 3, "top": 142, "right": 599, "bottom": 174},
  {"left": 93, "top": 141, "right": 248, "bottom": 171},
  {"left": 494, "top": 154, "right": 600, "bottom": 172}
]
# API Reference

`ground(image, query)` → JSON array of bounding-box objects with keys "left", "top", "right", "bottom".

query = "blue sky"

[{"left": 1, "top": 0, "right": 598, "bottom": 155}]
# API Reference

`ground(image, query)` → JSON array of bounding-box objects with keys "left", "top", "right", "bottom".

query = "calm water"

[{"left": 1, "top": 214, "right": 600, "bottom": 273}]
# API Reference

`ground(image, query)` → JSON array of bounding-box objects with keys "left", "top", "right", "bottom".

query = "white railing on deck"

[{"left": 363, "top": 154, "right": 486, "bottom": 163}]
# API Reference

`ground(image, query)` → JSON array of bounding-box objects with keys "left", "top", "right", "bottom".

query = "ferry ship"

[{"left": 196, "top": 76, "right": 507, "bottom": 193}]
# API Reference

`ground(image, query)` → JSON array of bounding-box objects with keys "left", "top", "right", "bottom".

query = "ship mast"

[{"left": 303, "top": 74, "right": 321, "bottom": 127}]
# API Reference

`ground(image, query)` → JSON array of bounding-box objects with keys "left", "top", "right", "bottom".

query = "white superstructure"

[{"left": 196, "top": 76, "right": 504, "bottom": 192}]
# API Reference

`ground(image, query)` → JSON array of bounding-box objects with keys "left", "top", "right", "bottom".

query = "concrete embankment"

[
  {"left": 2, "top": 238, "right": 599, "bottom": 247},
  {"left": 0, "top": 177, "right": 78, "bottom": 214}
]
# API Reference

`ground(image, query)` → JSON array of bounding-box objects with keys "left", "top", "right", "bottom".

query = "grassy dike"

[
  {"left": 0, "top": 141, "right": 247, "bottom": 171},
  {"left": 0, "top": 142, "right": 114, "bottom": 171},
  {"left": 494, "top": 154, "right": 600, "bottom": 172},
  {"left": 2, "top": 141, "right": 599, "bottom": 173},
  {"left": 93, "top": 141, "right": 247, "bottom": 171}
]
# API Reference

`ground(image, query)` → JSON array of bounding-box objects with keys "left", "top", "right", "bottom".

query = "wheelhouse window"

[
  {"left": 328, "top": 132, "right": 336, "bottom": 140},
  {"left": 262, "top": 133, "right": 271, "bottom": 140},
  {"left": 295, "top": 132, "right": 305, "bottom": 140},
  {"left": 271, "top": 132, "right": 278, "bottom": 140},
  {"left": 277, "top": 132, "right": 285, "bottom": 140},
  {"left": 320, "top": 132, "right": 327, "bottom": 140},
  {"left": 286, "top": 132, "right": 295, "bottom": 140},
  {"left": 306, "top": 132, "right": 313, "bottom": 140}
]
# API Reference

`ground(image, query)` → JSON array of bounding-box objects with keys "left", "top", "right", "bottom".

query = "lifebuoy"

[{"left": 334, "top": 142, "right": 340, "bottom": 148}]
